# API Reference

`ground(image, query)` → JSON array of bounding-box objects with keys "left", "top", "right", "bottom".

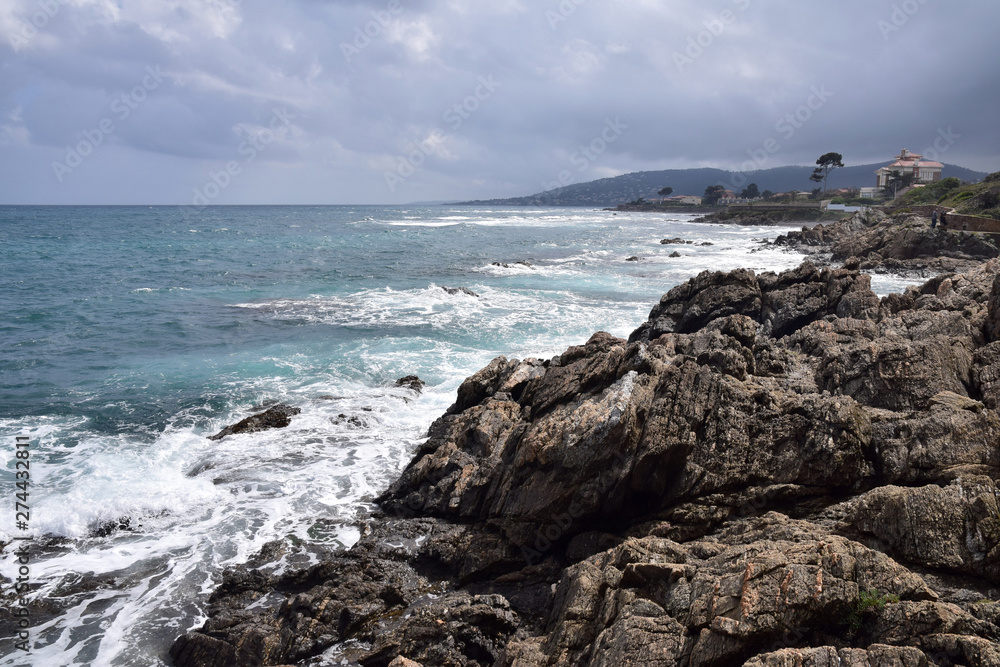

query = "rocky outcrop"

[
  {"left": 174, "top": 258, "right": 1000, "bottom": 666},
  {"left": 773, "top": 209, "right": 999, "bottom": 273},
  {"left": 443, "top": 286, "right": 481, "bottom": 297},
  {"left": 396, "top": 375, "right": 427, "bottom": 393},
  {"left": 207, "top": 404, "right": 301, "bottom": 441}
]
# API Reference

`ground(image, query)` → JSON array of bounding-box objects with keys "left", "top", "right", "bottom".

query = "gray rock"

[
  {"left": 174, "top": 252, "right": 1000, "bottom": 667},
  {"left": 207, "top": 404, "right": 301, "bottom": 441}
]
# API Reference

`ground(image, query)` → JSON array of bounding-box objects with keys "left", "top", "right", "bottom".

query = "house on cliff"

[{"left": 875, "top": 148, "right": 943, "bottom": 189}]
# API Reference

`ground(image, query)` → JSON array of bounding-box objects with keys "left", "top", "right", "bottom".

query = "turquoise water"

[{"left": 1, "top": 205, "right": 883, "bottom": 665}]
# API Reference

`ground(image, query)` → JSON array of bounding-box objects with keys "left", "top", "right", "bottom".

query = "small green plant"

[{"left": 845, "top": 589, "right": 900, "bottom": 631}]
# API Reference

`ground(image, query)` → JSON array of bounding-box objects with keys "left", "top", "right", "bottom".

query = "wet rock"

[
  {"left": 660, "top": 238, "right": 692, "bottom": 245},
  {"left": 442, "top": 286, "right": 480, "bottom": 297},
  {"left": 332, "top": 413, "right": 367, "bottom": 427},
  {"left": 625, "top": 256, "right": 642, "bottom": 262},
  {"left": 208, "top": 404, "right": 301, "bottom": 441},
  {"left": 91, "top": 516, "right": 138, "bottom": 538},
  {"left": 669, "top": 250, "right": 682, "bottom": 257},
  {"left": 395, "top": 375, "right": 426, "bottom": 393},
  {"left": 493, "top": 260, "right": 534, "bottom": 269}
]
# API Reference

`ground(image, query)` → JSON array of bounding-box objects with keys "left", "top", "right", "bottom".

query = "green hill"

[{"left": 456, "top": 163, "right": 987, "bottom": 207}]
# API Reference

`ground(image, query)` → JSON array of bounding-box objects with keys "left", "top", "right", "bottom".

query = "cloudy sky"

[{"left": 1, "top": 0, "right": 997, "bottom": 205}]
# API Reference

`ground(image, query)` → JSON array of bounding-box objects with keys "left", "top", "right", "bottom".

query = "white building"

[{"left": 665, "top": 195, "right": 703, "bottom": 205}]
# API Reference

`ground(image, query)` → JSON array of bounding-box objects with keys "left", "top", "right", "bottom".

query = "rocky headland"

[
  {"left": 771, "top": 208, "right": 999, "bottom": 274},
  {"left": 171, "top": 209, "right": 1000, "bottom": 667}
]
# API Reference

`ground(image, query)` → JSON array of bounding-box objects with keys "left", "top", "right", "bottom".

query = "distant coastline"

[{"left": 452, "top": 162, "right": 987, "bottom": 208}]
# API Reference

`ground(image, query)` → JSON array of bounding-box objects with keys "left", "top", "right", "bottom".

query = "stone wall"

[
  {"left": 944, "top": 213, "right": 1000, "bottom": 233},
  {"left": 903, "top": 204, "right": 1000, "bottom": 234}
]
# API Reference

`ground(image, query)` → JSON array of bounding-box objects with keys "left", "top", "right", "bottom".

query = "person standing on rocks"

[
  {"left": 931, "top": 210, "right": 939, "bottom": 228},
  {"left": 940, "top": 210, "right": 948, "bottom": 228}
]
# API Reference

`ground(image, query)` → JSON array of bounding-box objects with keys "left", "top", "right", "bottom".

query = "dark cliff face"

[{"left": 172, "top": 258, "right": 1000, "bottom": 667}]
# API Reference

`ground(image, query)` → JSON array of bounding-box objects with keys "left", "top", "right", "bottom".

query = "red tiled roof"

[{"left": 884, "top": 159, "right": 944, "bottom": 169}]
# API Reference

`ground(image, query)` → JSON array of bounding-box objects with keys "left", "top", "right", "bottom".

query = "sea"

[{"left": 0, "top": 205, "right": 920, "bottom": 666}]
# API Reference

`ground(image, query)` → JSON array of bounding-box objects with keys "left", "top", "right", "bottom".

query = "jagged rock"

[
  {"left": 660, "top": 237, "right": 692, "bottom": 245},
  {"left": 175, "top": 257, "right": 1000, "bottom": 667},
  {"left": 629, "top": 268, "right": 762, "bottom": 339},
  {"left": 443, "top": 286, "right": 480, "bottom": 297},
  {"left": 626, "top": 256, "right": 642, "bottom": 262},
  {"left": 208, "top": 404, "right": 301, "bottom": 441},
  {"left": 361, "top": 593, "right": 519, "bottom": 666},
  {"left": 836, "top": 478, "right": 1000, "bottom": 583},
  {"left": 395, "top": 375, "right": 426, "bottom": 392},
  {"left": 669, "top": 251, "right": 682, "bottom": 257},
  {"left": 930, "top": 390, "right": 985, "bottom": 412},
  {"left": 773, "top": 209, "right": 999, "bottom": 272},
  {"left": 91, "top": 516, "right": 137, "bottom": 538},
  {"left": 332, "top": 413, "right": 367, "bottom": 427},
  {"left": 744, "top": 645, "right": 930, "bottom": 666}
]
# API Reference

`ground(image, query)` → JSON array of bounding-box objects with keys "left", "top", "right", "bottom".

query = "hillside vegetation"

[
  {"left": 892, "top": 171, "right": 1000, "bottom": 219},
  {"left": 457, "top": 163, "right": 987, "bottom": 207}
]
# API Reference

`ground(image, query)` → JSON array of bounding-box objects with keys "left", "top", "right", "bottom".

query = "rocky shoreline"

[
  {"left": 171, "top": 210, "right": 1000, "bottom": 667},
  {"left": 696, "top": 208, "right": 846, "bottom": 226},
  {"left": 770, "top": 208, "right": 999, "bottom": 274}
]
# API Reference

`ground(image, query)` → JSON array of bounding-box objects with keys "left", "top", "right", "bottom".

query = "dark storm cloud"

[{"left": 1, "top": 0, "right": 997, "bottom": 203}]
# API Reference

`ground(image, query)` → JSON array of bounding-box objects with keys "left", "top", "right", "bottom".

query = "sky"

[{"left": 1, "top": 0, "right": 998, "bottom": 205}]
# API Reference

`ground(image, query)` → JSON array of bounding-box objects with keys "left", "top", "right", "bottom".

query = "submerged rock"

[
  {"left": 207, "top": 404, "right": 301, "bottom": 441},
  {"left": 492, "top": 261, "right": 534, "bottom": 269}
]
